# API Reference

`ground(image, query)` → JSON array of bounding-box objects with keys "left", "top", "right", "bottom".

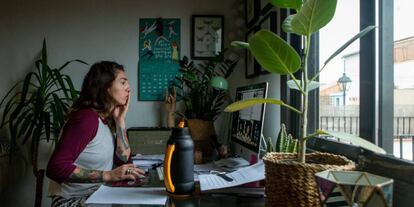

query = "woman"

[{"left": 46, "top": 61, "right": 145, "bottom": 206}]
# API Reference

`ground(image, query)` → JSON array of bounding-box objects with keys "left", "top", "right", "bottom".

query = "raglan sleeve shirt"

[{"left": 46, "top": 108, "right": 99, "bottom": 183}]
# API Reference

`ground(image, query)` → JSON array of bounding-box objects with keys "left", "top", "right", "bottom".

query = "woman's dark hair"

[{"left": 71, "top": 61, "right": 124, "bottom": 116}]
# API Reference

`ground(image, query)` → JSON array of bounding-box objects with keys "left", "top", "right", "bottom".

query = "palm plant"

[
  {"left": 225, "top": 0, "right": 385, "bottom": 163},
  {"left": 174, "top": 50, "right": 239, "bottom": 121},
  {"left": 0, "top": 39, "right": 87, "bottom": 173}
]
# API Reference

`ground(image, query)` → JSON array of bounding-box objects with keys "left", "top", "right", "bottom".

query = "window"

[
  {"left": 393, "top": 0, "right": 414, "bottom": 160},
  {"left": 319, "top": 0, "right": 360, "bottom": 136},
  {"left": 316, "top": 0, "right": 413, "bottom": 162}
]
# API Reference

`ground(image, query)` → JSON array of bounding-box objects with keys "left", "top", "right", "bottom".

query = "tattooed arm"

[
  {"left": 67, "top": 163, "right": 145, "bottom": 183},
  {"left": 113, "top": 92, "right": 132, "bottom": 163},
  {"left": 115, "top": 124, "right": 131, "bottom": 163},
  {"left": 67, "top": 167, "right": 105, "bottom": 183}
]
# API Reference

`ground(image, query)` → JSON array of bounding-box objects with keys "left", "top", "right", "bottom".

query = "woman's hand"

[
  {"left": 103, "top": 163, "right": 145, "bottom": 182},
  {"left": 113, "top": 92, "right": 130, "bottom": 128}
]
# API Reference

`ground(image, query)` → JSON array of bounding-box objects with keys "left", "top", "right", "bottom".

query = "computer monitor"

[{"left": 230, "top": 82, "right": 268, "bottom": 163}]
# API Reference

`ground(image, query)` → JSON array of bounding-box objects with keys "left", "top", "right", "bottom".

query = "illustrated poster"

[{"left": 139, "top": 18, "right": 180, "bottom": 101}]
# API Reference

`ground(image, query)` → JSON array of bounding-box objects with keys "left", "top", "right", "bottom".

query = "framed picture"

[
  {"left": 260, "top": 0, "right": 273, "bottom": 15},
  {"left": 258, "top": 11, "right": 279, "bottom": 75},
  {"left": 245, "top": 26, "right": 260, "bottom": 78},
  {"left": 191, "top": 15, "right": 224, "bottom": 60},
  {"left": 245, "top": 0, "right": 260, "bottom": 28}
]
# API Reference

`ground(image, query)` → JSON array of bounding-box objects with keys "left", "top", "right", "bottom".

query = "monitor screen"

[{"left": 231, "top": 82, "right": 268, "bottom": 162}]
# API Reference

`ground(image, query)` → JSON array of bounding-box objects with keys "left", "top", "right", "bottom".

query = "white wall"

[{"left": 0, "top": 0, "right": 280, "bottom": 206}]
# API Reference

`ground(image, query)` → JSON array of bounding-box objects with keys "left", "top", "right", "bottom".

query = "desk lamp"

[{"left": 210, "top": 76, "right": 228, "bottom": 90}]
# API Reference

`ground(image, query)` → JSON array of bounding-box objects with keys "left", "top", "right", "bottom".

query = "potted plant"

[
  {"left": 225, "top": 0, "right": 385, "bottom": 206},
  {"left": 173, "top": 50, "right": 239, "bottom": 159},
  {"left": 0, "top": 39, "right": 87, "bottom": 206}
]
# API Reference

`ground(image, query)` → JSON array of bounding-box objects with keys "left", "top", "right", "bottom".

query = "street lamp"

[{"left": 337, "top": 73, "right": 352, "bottom": 106}]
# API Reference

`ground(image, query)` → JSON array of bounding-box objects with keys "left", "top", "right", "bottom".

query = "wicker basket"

[{"left": 263, "top": 152, "right": 355, "bottom": 207}]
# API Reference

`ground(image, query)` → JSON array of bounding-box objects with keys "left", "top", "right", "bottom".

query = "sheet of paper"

[
  {"left": 133, "top": 159, "right": 163, "bottom": 168},
  {"left": 85, "top": 185, "right": 167, "bottom": 205},
  {"left": 133, "top": 154, "right": 165, "bottom": 161},
  {"left": 199, "top": 161, "right": 265, "bottom": 191}
]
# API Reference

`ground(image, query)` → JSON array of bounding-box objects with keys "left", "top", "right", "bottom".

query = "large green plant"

[
  {"left": 174, "top": 50, "right": 239, "bottom": 121},
  {"left": 0, "top": 39, "right": 87, "bottom": 172},
  {"left": 225, "top": 0, "right": 385, "bottom": 163}
]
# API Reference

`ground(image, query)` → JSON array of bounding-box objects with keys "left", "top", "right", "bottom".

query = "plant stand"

[{"left": 263, "top": 152, "right": 355, "bottom": 207}]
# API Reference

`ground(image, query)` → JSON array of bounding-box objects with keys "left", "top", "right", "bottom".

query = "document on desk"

[
  {"left": 132, "top": 154, "right": 164, "bottom": 168},
  {"left": 199, "top": 161, "right": 265, "bottom": 191},
  {"left": 85, "top": 185, "right": 167, "bottom": 205}
]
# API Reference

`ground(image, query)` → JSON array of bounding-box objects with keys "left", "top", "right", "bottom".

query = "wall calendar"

[{"left": 138, "top": 18, "right": 181, "bottom": 101}]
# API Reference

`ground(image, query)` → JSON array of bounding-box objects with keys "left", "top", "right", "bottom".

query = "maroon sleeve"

[{"left": 46, "top": 108, "right": 99, "bottom": 184}]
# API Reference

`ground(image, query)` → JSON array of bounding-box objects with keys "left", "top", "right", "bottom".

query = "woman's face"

[{"left": 108, "top": 70, "right": 130, "bottom": 106}]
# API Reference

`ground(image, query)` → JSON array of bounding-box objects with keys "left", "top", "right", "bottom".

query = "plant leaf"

[
  {"left": 249, "top": 30, "right": 301, "bottom": 75},
  {"left": 44, "top": 111, "right": 51, "bottom": 142},
  {"left": 224, "top": 98, "right": 301, "bottom": 114},
  {"left": 58, "top": 59, "right": 88, "bottom": 71},
  {"left": 231, "top": 41, "right": 249, "bottom": 49},
  {"left": 41, "top": 39, "right": 48, "bottom": 81},
  {"left": 269, "top": 0, "right": 302, "bottom": 10},
  {"left": 291, "top": 0, "right": 337, "bottom": 36},
  {"left": 324, "top": 25, "right": 376, "bottom": 66},
  {"left": 318, "top": 130, "right": 386, "bottom": 154},
  {"left": 287, "top": 80, "right": 319, "bottom": 91},
  {"left": 282, "top": 15, "right": 294, "bottom": 33}
]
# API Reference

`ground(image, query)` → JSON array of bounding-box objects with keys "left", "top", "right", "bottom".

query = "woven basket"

[{"left": 263, "top": 152, "right": 355, "bottom": 207}]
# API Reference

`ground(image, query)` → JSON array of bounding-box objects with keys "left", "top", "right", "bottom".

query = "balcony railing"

[{"left": 319, "top": 116, "right": 414, "bottom": 161}]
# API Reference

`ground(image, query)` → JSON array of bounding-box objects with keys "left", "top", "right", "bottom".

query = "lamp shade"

[
  {"left": 337, "top": 73, "right": 352, "bottom": 92},
  {"left": 210, "top": 76, "right": 228, "bottom": 90}
]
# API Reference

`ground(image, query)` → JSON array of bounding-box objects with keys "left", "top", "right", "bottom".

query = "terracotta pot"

[{"left": 263, "top": 152, "right": 356, "bottom": 207}]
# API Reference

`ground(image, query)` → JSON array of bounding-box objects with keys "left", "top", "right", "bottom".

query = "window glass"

[
  {"left": 393, "top": 0, "right": 414, "bottom": 161},
  {"left": 319, "top": 0, "right": 360, "bottom": 136}
]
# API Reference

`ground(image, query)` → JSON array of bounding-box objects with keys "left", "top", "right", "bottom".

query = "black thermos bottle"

[{"left": 164, "top": 127, "right": 195, "bottom": 195}]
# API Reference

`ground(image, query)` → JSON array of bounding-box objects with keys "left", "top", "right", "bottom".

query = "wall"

[{"left": 0, "top": 0, "right": 280, "bottom": 206}]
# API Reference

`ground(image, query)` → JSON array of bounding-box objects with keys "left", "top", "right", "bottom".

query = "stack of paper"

[{"left": 198, "top": 161, "right": 265, "bottom": 191}]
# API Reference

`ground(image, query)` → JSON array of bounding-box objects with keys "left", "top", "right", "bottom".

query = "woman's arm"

[
  {"left": 46, "top": 108, "right": 99, "bottom": 183},
  {"left": 113, "top": 93, "right": 132, "bottom": 164},
  {"left": 115, "top": 124, "right": 131, "bottom": 163},
  {"left": 67, "top": 163, "right": 144, "bottom": 183}
]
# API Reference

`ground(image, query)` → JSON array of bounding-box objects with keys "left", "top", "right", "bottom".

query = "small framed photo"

[
  {"left": 258, "top": 11, "right": 278, "bottom": 75},
  {"left": 260, "top": 0, "right": 273, "bottom": 15},
  {"left": 245, "top": 0, "right": 260, "bottom": 28},
  {"left": 245, "top": 26, "right": 260, "bottom": 78},
  {"left": 191, "top": 15, "right": 224, "bottom": 60}
]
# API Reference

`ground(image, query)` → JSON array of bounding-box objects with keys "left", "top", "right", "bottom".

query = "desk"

[{"left": 86, "top": 169, "right": 265, "bottom": 207}]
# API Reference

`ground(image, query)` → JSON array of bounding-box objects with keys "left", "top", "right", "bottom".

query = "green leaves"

[
  {"left": 287, "top": 80, "right": 320, "bottom": 92},
  {"left": 230, "top": 41, "right": 249, "bottom": 49},
  {"left": 224, "top": 98, "right": 301, "bottom": 115},
  {"left": 269, "top": 0, "right": 302, "bottom": 11},
  {"left": 249, "top": 30, "right": 301, "bottom": 75},
  {"left": 324, "top": 26, "right": 376, "bottom": 66},
  {"left": 0, "top": 39, "right": 87, "bottom": 165},
  {"left": 318, "top": 130, "right": 387, "bottom": 154},
  {"left": 290, "top": 0, "right": 337, "bottom": 36},
  {"left": 176, "top": 52, "right": 239, "bottom": 120}
]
